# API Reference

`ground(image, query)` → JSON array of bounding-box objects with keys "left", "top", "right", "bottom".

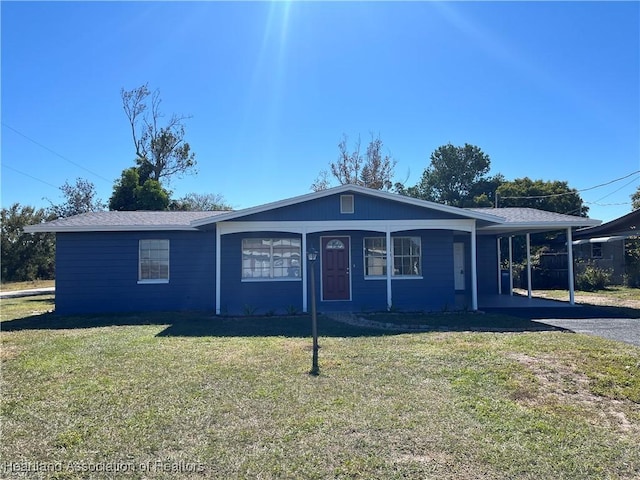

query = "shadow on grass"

[
  {"left": 0, "top": 294, "right": 584, "bottom": 336},
  {"left": 1, "top": 308, "right": 569, "bottom": 337},
  {"left": 0, "top": 311, "right": 391, "bottom": 337},
  {"left": 483, "top": 304, "right": 640, "bottom": 320}
]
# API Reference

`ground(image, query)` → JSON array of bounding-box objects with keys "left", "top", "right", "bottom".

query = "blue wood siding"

[
  {"left": 235, "top": 192, "right": 468, "bottom": 222},
  {"left": 55, "top": 231, "right": 216, "bottom": 314},
  {"left": 477, "top": 236, "right": 499, "bottom": 294},
  {"left": 390, "top": 230, "right": 455, "bottom": 311}
]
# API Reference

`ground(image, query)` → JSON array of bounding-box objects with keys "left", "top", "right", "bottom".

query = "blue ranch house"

[{"left": 26, "top": 185, "right": 599, "bottom": 315}]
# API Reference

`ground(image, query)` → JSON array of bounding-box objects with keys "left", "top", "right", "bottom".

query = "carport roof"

[{"left": 469, "top": 207, "right": 600, "bottom": 235}]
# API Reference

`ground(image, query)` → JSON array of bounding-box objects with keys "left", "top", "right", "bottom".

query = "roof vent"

[{"left": 340, "top": 195, "right": 354, "bottom": 214}]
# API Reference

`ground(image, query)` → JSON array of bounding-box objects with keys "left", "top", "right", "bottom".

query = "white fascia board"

[
  {"left": 191, "top": 185, "right": 504, "bottom": 227},
  {"left": 217, "top": 219, "right": 477, "bottom": 235},
  {"left": 23, "top": 224, "right": 199, "bottom": 233}
]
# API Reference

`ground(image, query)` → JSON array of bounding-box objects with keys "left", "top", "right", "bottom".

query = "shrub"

[
  {"left": 575, "top": 264, "right": 612, "bottom": 291},
  {"left": 624, "top": 238, "right": 640, "bottom": 288}
]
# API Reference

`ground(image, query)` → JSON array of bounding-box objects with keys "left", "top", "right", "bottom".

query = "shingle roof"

[
  {"left": 468, "top": 207, "right": 600, "bottom": 234},
  {"left": 24, "top": 191, "right": 601, "bottom": 235},
  {"left": 24, "top": 210, "right": 228, "bottom": 232},
  {"left": 469, "top": 207, "right": 594, "bottom": 224}
]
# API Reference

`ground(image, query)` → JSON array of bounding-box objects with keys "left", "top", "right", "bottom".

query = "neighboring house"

[
  {"left": 572, "top": 209, "right": 640, "bottom": 284},
  {"left": 25, "top": 185, "right": 599, "bottom": 315}
]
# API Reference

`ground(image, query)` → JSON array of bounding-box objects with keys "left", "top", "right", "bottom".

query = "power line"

[
  {"left": 499, "top": 170, "right": 640, "bottom": 200},
  {"left": 589, "top": 176, "right": 639, "bottom": 204},
  {"left": 1, "top": 122, "right": 112, "bottom": 183},
  {"left": 2, "top": 163, "right": 60, "bottom": 189},
  {"left": 586, "top": 201, "right": 631, "bottom": 207}
]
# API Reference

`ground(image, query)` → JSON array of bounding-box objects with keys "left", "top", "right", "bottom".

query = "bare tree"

[
  {"left": 312, "top": 133, "right": 397, "bottom": 191},
  {"left": 122, "top": 84, "right": 197, "bottom": 183},
  {"left": 361, "top": 135, "right": 395, "bottom": 190},
  {"left": 330, "top": 134, "right": 363, "bottom": 186},
  {"left": 170, "top": 192, "right": 232, "bottom": 211},
  {"left": 310, "top": 170, "right": 331, "bottom": 192}
]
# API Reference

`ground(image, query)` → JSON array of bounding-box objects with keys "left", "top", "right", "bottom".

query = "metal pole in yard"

[{"left": 308, "top": 248, "right": 319, "bottom": 376}]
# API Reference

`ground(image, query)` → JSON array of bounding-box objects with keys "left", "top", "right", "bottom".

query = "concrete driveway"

[
  {"left": 483, "top": 303, "right": 640, "bottom": 348},
  {"left": 0, "top": 287, "right": 55, "bottom": 299},
  {"left": 532, "top": 317, "right": 640, "bottom": 347}
]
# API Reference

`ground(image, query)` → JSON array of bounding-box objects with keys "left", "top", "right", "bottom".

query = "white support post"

[
  {"left": 215, "top": 226, "right": 222, "bottom": 315},
  {"left": 526, "top": 233, "right": 532, "bottom": 299},
  {"left": 471, "top": 224, "right": 478, "bottom": 311},
  {"left": 567, "top": 227, "right": 575, "bottom": 305},
  {"left": 508, "top": 236, "right": 514, "bottom": 296},
  {"left": 497, "top": 237, "right": 502, "bottom": 295},
  {"left": 386, "top": 228, "right": 392, "bottom": 311},
  {"left": 302, "top": 232, "right": 308, "bottom": 313}
]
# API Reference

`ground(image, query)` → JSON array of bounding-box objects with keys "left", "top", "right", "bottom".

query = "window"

[
  {"left": 139, "top": 239, "right": 169, "bottom": 283},
  {"left": 393, "top": 237, "right": 422, "bottom": 276},
  {"left": 364, "top": 237, "right": 421, "bottom": 277},
  {"left": 591, "top": 242, "right": 603, "bottom": 259},
  {"left": 340, "top": 195, "right": 354, "bottom": 214},
  {"left": 242, "top": 238, "right": 301, "bottom": 280},
  {"left": 326, "top": 239, "right": 345, "bottom": 250},
  {"left": 364, "top": 238, "right": 387, "bottom": 276}
]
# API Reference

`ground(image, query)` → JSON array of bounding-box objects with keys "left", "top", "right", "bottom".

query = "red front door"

[{"left": 322, "top": 237, "right": 350, "bottom": 301}]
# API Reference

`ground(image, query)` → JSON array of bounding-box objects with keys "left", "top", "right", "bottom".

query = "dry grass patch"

[
  {"left": 0, "top": 279, "right": 55, "bottom": 292},
  {"left": 515, "top": 287, "right": 640, "bottom": 309},
  {"left": 509, "top": 352, "right": 639, "bottom": 435}
]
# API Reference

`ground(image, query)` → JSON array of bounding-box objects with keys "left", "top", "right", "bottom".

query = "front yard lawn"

[{"left": 1, "top": 296, "right": 639, "bottom": 479}]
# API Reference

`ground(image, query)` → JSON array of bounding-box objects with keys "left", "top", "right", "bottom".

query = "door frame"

[{"left": 320, "top": 235, "right": 352, "bottom": 301}]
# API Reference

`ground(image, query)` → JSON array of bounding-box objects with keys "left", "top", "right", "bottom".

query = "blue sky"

[{"left": 2, "top": 1, "right": 639, "bottom": 222}]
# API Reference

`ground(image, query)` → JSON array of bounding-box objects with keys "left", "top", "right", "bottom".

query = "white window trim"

[
  {"left": 363, "top": 236, "right": 422, "bottom": 280},
  {"left": 137, "top": 279, "right": 170, "bottom": 285},
  {"left": 138, "top": 239, "right": 170, "bottom": 283},
  {"left": 241, "top": 238, "right": 302, "bottom": 282}
]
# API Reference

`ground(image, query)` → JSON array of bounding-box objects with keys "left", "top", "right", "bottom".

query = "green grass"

[{"left": 2, "top": 296, "right": 639, "bottom": 479}]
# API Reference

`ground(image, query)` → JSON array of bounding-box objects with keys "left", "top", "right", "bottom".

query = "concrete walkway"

[{"left": 0, "top": 287, "right": 55, "bottom": 299}]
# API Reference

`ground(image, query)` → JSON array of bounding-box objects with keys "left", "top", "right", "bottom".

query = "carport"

[{"left": 469, "top": 207, "right": 600, "bottom": 306}]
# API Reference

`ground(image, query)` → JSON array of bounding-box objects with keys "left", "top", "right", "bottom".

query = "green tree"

[
  {"left": 625, "top": 185, "right": 640, "bottom": 286},
  {"left": 135, "top": 178, "right": 171, "bottom": 211},
  {"left": 122, "top": 84, "right": 196, "bottom": 183},
  {"left": 109, "top": 168, "right": 170, "bottom": 211},
  {"left": 402, "top": 143, "right": 502, "bottom": 207},
  {"left": 631, "top": 185, "right": 640, "bottom": 211},
  {"left": 496, "top": 177, "right": 588, "bottom": 216},
  {"left": 1, "top": 204, "right": 55, "bottom": 282},
  {"left": 109, "top": 168, "right": 140, "bottom": 211},
  {"left": 311, "top": 133, "right": 397, "bottom": 191},
  {"left": 169, "top": 192, "right": 232, "bottom": 211},
  {"left": 48, "top": 177, "right": 105, "bottom": 218}
]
